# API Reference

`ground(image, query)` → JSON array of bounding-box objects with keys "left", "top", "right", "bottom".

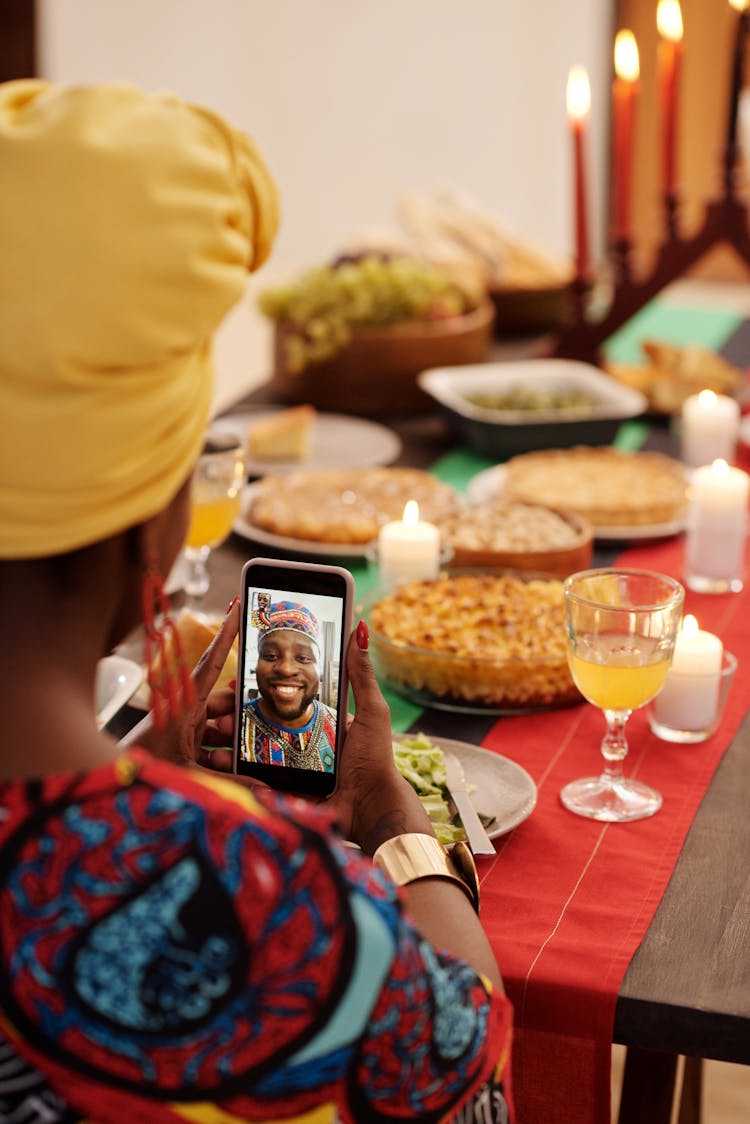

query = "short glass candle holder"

[
  {"left": 648, "top": 650, "right": 737, "bottom": 744},
  {"left": 685, "top": 566, "right": 744, "bottom": 595}
]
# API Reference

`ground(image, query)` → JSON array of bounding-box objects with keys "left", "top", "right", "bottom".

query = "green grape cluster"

[{"left": 258, "top": 255, "right": 475, "bottom": 374}]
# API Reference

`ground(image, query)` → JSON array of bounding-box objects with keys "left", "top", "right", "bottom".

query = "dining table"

[{"left": 113, "top": 279, "right": 750, "bottom": 1124}]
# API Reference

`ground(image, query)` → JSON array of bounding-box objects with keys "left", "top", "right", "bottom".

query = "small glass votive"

[{"left": 648, "top": 650, "right": 737, "bottom": 743}]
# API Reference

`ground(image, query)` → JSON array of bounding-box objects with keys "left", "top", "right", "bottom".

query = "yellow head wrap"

[{"left": 0, "top": 79, "right": 279, "bottom": 558}]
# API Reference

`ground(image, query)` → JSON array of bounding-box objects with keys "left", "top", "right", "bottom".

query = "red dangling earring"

[{"left": 141, "top": 555, "right": 195, "bottom": 730}]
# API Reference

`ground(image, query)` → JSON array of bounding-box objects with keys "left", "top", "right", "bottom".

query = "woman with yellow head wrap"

[
  {"left": 0, "top": 79, "right": 278, "bottom": 557},
  {"left": 0, "top": 80, "right": 511, "bottom": 1124}
]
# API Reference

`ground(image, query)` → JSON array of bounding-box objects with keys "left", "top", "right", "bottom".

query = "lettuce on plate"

[{"left": 392, "top": 732, "right": 467, "bottom": 845}]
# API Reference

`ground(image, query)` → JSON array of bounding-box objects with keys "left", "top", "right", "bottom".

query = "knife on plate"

[{"left": 442, "top": 750, "right": 496, "bottom": 855}]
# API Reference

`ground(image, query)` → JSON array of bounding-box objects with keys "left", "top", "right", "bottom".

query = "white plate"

[
  {"left": 211, "top": 410, "right": 402, "bottom": 477},
  {"left": 395, "top": 735, "right": 537, "bottom": 839},
  {"left": 95, "top": 656, "right": 144, "bottom": 729},
  {"left": 233, "top": 484, "right": 373, "bottom": 558},
  {"left": 466, "top": 464, "right": 686, "bottom": 542}
]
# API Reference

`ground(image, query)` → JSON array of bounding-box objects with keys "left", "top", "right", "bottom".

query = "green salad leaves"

[{"left": 392, "top": 732, "right": 467, "bottom": 844}]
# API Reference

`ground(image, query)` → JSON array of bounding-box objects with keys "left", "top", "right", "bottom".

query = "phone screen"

[{"left": 234, "top": 559, "right": 353, "bottom": 797}]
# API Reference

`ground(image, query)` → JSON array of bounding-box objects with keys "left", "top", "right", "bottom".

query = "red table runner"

[{"left": 475, "top": 533, "right": 750, "bottom": 1124}]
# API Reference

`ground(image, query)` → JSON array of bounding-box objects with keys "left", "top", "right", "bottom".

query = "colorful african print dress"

[
  {"left": 0, "top": 749, "right": 513, "bottom": 1123},
  {"left": 241, "top": 697, "right": 337, "bottom": 772}
]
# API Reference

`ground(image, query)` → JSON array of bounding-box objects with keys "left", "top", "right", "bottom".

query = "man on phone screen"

[{"left": 240, "top": 601, "right": 336, "bottom": 772}]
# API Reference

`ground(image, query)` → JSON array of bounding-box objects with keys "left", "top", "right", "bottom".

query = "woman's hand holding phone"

[
  {"left": 328, "top": 623, "right": 435, "bottom": 853},
  {"left": 119, "top": 599, "right": 240, "bottom": 768},
  {"left": 165, "top": 610, "right": 431, "bottom": 852},
  {"left": 233, "top": 559, "right": 354, "bottom": 798},
  {"left": 134, "top": 554, "right": 431, "bottom": 850}
]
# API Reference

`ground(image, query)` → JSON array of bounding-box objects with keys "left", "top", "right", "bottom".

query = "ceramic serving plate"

[
  {"left": 394, "top": 735, "right": 537, "bottom": 839},
  {"left": 211, "top": 410, "right": 402, "bottom": 476},
  {"left": 466, "top": 464, "right": 687, "bottom": 541}
]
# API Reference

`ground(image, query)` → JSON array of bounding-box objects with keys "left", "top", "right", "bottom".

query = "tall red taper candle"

[
  {"left": 657, "top": 0, "right": 684, "bottom": 197},
  {"left": 612, "top": 30, "right": 640, "bottom": 242},
  {"left": 567, "top": 66, "right": 591, "bottom": 280},
  {"left": 727, "top": 0, "right": 750, "bottom": 153}
]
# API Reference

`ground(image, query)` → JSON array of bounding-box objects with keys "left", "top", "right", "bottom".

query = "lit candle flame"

[
  {"left": 697, "top": 388, "right": 718, "bottom": 407},
  {"left": 403, "top": 500, "right": 420, "bottom": 525},
  {"left": 657, "top": 0, "right": 684, "bottom": 41},
  {"left": 614, "top": 30, "right": 640, "bottom": 82},
  {"left": 711, "top": 458, "right": 731, "bottom": 478},
  {"left": 681, "top": 613, "right": 699, "bottom": 636},
  {"left": 729, "top": 0, "right": 750, "bottom": 13},
  {"left": 566, "top": 66, "right": 591, "bottom": 121}
]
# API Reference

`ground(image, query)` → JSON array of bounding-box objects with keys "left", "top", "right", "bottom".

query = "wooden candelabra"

[
  {"left": 553, "top": 162, "right": 750, "bottom": 366},
  {"left": 552, "top": 8, "right": 750, "bottom": 367}
]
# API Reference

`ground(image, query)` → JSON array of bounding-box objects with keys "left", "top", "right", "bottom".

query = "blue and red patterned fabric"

[{"left": 0, "top": 749, "right": 512, "bottom": 1122}]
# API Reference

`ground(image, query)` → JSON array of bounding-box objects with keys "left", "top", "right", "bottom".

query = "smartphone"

[{"left": 233, "top": 557, "right": 355, "bottom": 797}]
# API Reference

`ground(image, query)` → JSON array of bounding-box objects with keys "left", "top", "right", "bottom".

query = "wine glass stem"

[
  {"left": 600, "top": 708, "right": 631, "bottom": 781},
  {"left": 184, "top": 546, "right": 211, "bottom": 601}
]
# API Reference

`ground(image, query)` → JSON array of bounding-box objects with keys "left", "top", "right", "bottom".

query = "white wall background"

[{"left": 38, "top": 0, "right": 613, "bottom": 410}]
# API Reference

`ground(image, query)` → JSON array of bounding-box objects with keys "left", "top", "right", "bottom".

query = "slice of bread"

[
  {"left": 605, "top": 342, "right": 744, "bottom": 414},
  {"left": 152, "top": 609, "right": 237, "bottom": 692},
  {"left": 247, "top": 405, "right": 316, "bottom": 461}
]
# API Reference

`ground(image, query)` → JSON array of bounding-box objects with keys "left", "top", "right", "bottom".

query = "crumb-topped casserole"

[{"left": 368, "top": 571, "right": 580, "bottom": 708}]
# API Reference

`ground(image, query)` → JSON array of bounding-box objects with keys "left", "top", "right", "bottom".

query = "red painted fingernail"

[
  {"left": 228, "top": 679, "right": 237, "bottom": 691},
  {"left": 226, "top": 596, "right": 239, "bottom": 614},
  {"left": 356, "top": 620, "right": 369, "bottom": 651}
]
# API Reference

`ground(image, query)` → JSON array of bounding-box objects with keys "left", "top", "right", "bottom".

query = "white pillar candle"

[
  {"left": 685, "top": 459, "right": 749, "bottom": 590},
  {"left": 651, "top": 614, "right": 724, "bottom": 730},
  {"left": 681, "top": 390, "right": 740, "bottom": 468},
  {"left": 378, "top": 500, "right": 440, "bottom": 590}
]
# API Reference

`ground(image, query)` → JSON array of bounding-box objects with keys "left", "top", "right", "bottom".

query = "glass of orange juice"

[
  {"left": 562, "top": 568, "right": 684, "bottom": 822},
  {"left": 184, "top": 431, "right": 245, "bottom": 602}
]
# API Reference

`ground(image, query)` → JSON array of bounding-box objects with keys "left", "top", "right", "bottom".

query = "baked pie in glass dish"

[{"left": 363, "top": 570, "right": 582, "bottom": 714}]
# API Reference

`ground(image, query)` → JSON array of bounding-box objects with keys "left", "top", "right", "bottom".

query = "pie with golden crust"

[
  {"left": 247, "top": 467, "right": 461, "bottom": 545},
  {"left": 502, "top": 447, "right": 687, "bottom": 528},
  {"left": 368, "top": 571, "right": 580, "bottom": 708}
]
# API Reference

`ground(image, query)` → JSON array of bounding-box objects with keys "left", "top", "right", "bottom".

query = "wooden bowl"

[
  {"left": 438, "top": 503, "right": 593, "bottom": 579},
  {"left": 489, "top": 283, "right": 571, "bottom": 336},
  {"left": 267, "top": 300, "right": 495, "bottom": 416}
]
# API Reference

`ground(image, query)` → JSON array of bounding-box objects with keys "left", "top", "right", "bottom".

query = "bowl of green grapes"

[{"left": 258, "top": 255, "right": 494, "bottom": 416}]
